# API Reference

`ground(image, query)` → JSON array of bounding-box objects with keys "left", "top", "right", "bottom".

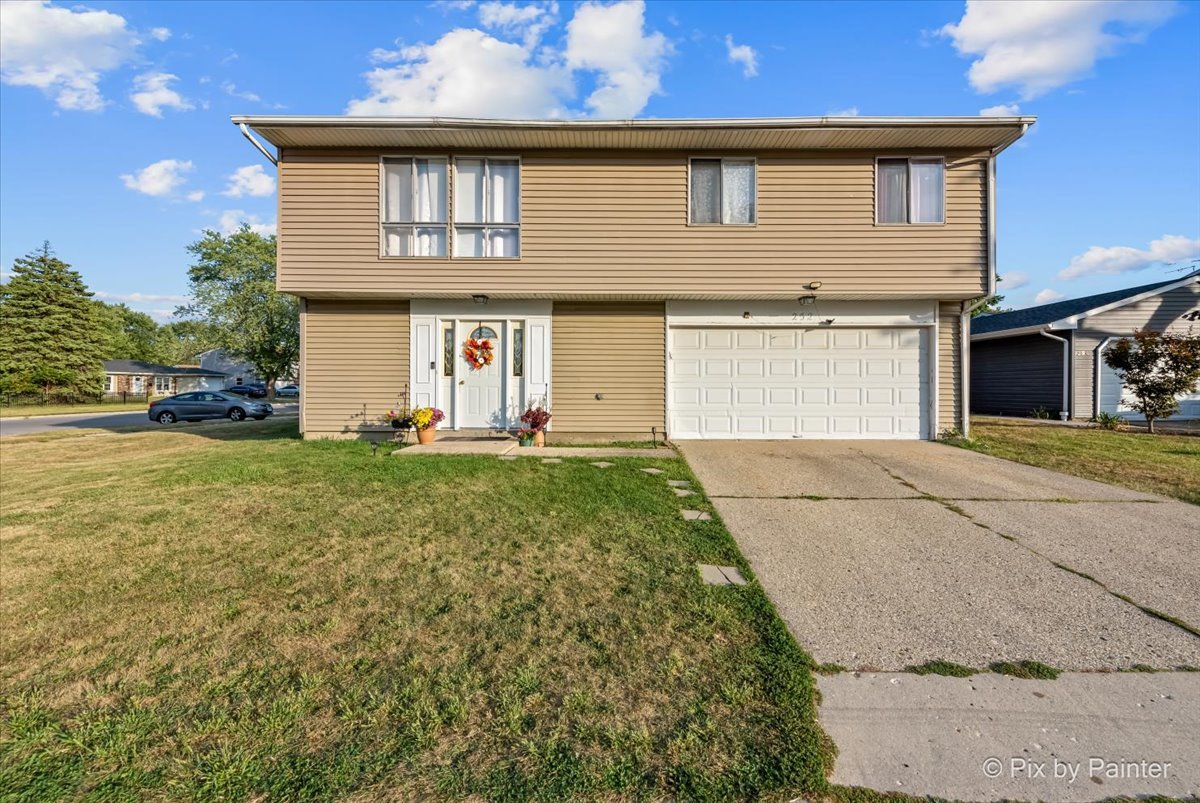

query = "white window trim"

[
  {"left": 154, "top": 376, "right": 172, "bottom": 394},
  {"left": 378, "top": 155, "right": 451, "bottom": 260},
  {"left": 451, "top": 155, "right": 522, "bottom": 260},
  {"left": 874, "top": 155, "right": 946, "bottom": 226},
  {"left": 687, "top": 156, "right": 758, "bottom": 227}
]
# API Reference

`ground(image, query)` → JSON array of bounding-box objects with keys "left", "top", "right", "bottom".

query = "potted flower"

[
  {"left": 383, "top": 409, "right": 413, "bottom": 430},
  {"left": 410, "top": 406, "right": 445, "bottom": 444},
  {"left": 517, "top": 428, "right": 536, "bottom": 447},
  {"left": 519, "top": 404, "right": 551, "bottom": 447}
]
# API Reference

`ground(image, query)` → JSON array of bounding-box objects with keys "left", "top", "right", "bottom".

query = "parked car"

[
  {"left": 225, "top": 384, "right": 268, "bottom": 398},
  {"left": 274, "top": 384, "right": 300, "bottom": 398},
  {"left": 148, "top": 391, "right": 273, "bottom": 424}
]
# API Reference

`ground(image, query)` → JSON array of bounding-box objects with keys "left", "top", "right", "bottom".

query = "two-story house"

[{"left": 233, "top": 115, "right": 1032, "bottom": 440}]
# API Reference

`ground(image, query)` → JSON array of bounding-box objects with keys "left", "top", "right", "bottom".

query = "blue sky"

[{"left": 1, "top": 0, "right": 1197, "bottom": 320}]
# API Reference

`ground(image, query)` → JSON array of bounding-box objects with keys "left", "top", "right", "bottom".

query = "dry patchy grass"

[{"left": 0, "top": 420, "right": 830, "bottom": 801}]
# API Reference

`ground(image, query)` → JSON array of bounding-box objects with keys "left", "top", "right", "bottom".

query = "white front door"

[{"left": 458, "top": 321, "right": 506, "bottom": 428}]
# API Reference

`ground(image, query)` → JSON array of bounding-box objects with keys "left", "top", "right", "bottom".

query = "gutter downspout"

[
  {"left": 1094, "top": 336, "right": 1118, "bottom": 419},
  {"left": 1040, "top": 330, "right": 1070, "bottom": 419},
  {"left": 239, "top": 123, "right": 278, "bottom": 166}
]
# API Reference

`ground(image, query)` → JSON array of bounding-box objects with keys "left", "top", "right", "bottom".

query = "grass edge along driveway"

[
  {"left": 955, "top": 418, "right": 1200, "bottom": 505},
  {"left": 0, "top": 420, "right": 835, "bottom": 801}
]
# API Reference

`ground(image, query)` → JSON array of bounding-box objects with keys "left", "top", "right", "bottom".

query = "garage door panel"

[{"left": 669, "top": 325, "right": 930, "bottom": 440}]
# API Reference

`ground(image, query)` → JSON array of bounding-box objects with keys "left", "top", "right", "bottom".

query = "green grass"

[
  {"left": 955, "top": 419, "right": 1200, "bottom": 505},
  {"left": 546, "top": 439, "right": 667, "bottom": 449},
  {"left": 0, "top": 420, "right": 832, "bottom": 801},
  {"left": 989, "top": 660, "right": 1061, "bottom": 680},
  {"left": 0, "top": 400, "right": 158, "bottom": 418},
  {"left": 906, "top": 660, "right": 976, "bottom": 678}
]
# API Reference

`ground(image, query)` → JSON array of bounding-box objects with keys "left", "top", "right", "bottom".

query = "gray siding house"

[{"left": 970, "top": 271, "right": 1200, "bottom": 420}]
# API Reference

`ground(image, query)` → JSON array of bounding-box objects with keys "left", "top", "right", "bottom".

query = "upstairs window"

[
  {"left": 382, "top": 157, "right": 448, "bottom": 256},
  {"left": 690, "top": 158, "right": 756, "bottom": 225},
  {"left": 454, "top": 158, "right": 520, "bottom": 258},
  {"left": 876, "top": 157, "right": 944, "bottom": 224}
]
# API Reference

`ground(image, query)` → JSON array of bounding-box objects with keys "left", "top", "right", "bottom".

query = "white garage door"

[
  {"left": 1099, "top": 358, "right": 1200, "bottom": 419},
  {"left": 669, "top": 327, "right": 929, "bottom": 439}
]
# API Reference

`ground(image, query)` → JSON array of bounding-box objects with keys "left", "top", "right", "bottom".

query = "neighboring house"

[
  {"left": 970, "top": 271, "right": 1200, "bottom": 420},
  {"left": 196, "top": 348, "right": 263, "bottom": 388},
  {"left": 103, "top": 360, "right": 226, "bottom": 396},
  {"left": 233, "top": 114, "right": 1033, "bottom": 439}
]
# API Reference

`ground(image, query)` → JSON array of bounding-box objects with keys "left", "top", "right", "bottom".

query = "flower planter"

[
  {"left": 534, "top": 431, "right": 546, "bottom": 447},
  {"left": 417, "top": 428, "right": 436, "bottom": 445},
  {"left": 518, "top": 436, "right": 535, "bottom": 447}
]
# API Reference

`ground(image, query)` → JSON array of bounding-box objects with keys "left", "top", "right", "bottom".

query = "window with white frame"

[
  {"left": 104, "top": 375, "right": 114, "bottom": 392},
  {"left": 876, "top": 157, "right": 944, "bottom": 224},
  {"left": 454, "top": 158, "right": 520, "bottom": 257},
  {"left": 155, "top": 376, "right": 171, "bottom": 394},
  {"left": 689, "top": 158, "right": 756, "bottom": 225},
  {"left": 381, "top": 157, "right": 449, "bottom": 257}
]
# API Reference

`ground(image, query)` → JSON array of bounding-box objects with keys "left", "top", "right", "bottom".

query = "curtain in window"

[
  {"left": 414, "top": 160, "right": 446, "bottom": 223},
  {"left": 877, "top": 159, "right": 908, "bottom": 224},
  {"left": 690, "top": 160, "right": 721, "bottom": 224},
  {"left": 488, "top": 161, "right": 519, "bottom": 224},
  {"left": 722, "top": 160, "right": 755, "bottom": 224},
  {"left": 455, "top": 159, "right": 484, "bottom": 223},
  {"left": 383, "top": 160, "right": 412, "bottom": 222},
  {"left": 455, "top": 228, "right": 485, "bottom": 257},
  {"left": 414, "top": 227, "right": 446, "bottom": 257},
  {"left": 910, "top": 160, "right": 943, "bottom": 224},
  {"left": 488, "top": 228, "right": 519, "bottom": 257}
]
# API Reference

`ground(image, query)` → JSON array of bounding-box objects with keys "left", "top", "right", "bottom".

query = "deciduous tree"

[{"left": 1103, "top": 329, "right": 1200, "bottom": 433}]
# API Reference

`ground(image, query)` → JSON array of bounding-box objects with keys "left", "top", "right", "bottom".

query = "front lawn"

[
  {"left": 959, "top": 418, "right": 1200, "bottom": 505},
  {"left": 0, "top": 421, "right": 829, "bottom": 800},
  {"left": 0, "top": 400, "right": 156, "bottom": 418}
]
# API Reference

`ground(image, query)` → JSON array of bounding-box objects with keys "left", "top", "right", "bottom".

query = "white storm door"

[{"left": 457, "top": 320, "right": 506, "bottom": 428}]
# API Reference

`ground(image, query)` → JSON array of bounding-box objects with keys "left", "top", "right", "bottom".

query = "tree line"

[{"left": 0, "top": 227, "right": 298, "bottom": 402}]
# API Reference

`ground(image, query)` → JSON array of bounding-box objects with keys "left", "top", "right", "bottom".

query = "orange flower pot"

[
  {"left": 417, "top": 428, "right": 436, "bottom": 445},
  {"left": 534, "top": 431, "right": 545, "bottom": 447}
]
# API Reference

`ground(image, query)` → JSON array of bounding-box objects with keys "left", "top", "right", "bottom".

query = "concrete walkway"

[
  {"left": 820, "top": 671, "right": 1200, "bottom": 801},
  {"left": 394, "top": 440, "right": 677, "bottom": 458}
]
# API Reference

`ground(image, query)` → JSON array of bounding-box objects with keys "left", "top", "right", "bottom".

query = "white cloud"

[
  {"left": 95, "top": 290, "right": 189, "bottom": 304},
  {"left": 0, "top": 0, "right": 141, "bottom": 111},
  {"left": 479, "top": 1, "right": 557, "bottom": 48},
  {"left": 348, "top": 28, "right": 572, "bottom": 117},
  {"left": 186, "top": 190, "right": 205, "bottom": 202},
  {"left": 149, "top": 27, "right": 171, "bottom": 42},
  {"left": 349, "top": 0, "right": 669, "bottom": 118},
  {"left": 940, "top": 0, "right": 1176, "bottom": 99},
  {"left": 827, "top": 106, "right": 859, "bottom": 117},
  {"left": 980, "top": 102, "right": 1020, "bottom": 117},
  {"left": 129, "top": 72, "right": 192, "bottom": 117},
  {"left": 724, "top": 35, "right": 758, "bottom": 78},
  {"left": 147, "top": 309, "right": 176, "bottom": 323},
  {"left": 1058, "top": 234, "right": 1200, "bottom": 280},
  {"left": 1001, "top": 271, "right": 1030, "bottom": 290},
  {"left": 222, "top": 164, "right": 276, "bottom": 197},
  {"left": 221, "top": 81, "right": 260, "bottom": 102},
  {"left": 218, "top": 210, "right": 276, "bottom": 237},
  {"left": 1033, "top": 288, "right": 1065, "bottom": 305},
  {"left": 564, "top": 0, "right": 670, "bottom": 117},
  {"left": 120, "top": 159, "right": 193, "bottom": 197}
]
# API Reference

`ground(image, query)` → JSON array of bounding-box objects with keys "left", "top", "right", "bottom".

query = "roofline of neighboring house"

[
  {"left": 104, "top": 369, "right": 227, "bottom": 377},
  {"left": 233, "top": 114, "right": 1036, "bottom": 157},
  {"left": 971, "top": 272, "right": 1200, "bottom": 342}
]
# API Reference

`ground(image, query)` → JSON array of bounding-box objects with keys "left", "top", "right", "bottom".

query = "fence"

[{"left": 0, "top": 391, "right": 153, "bottom": 407}]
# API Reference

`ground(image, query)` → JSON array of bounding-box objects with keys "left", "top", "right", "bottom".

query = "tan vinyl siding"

[
  {"left": 1070, "top": 282, "right": 1199, "bottom": 419},
  {"left": 279, "top": 149, "right": 987, "bottom": 298},
  {"left": 551, "top": 302, "right": 666, "bottom": 435},
  {"left": 302, "top": 300, "right": 410, "bottom": 438},
  {"left": 939, "top": 301, "right": 961, "bottom": 433}
]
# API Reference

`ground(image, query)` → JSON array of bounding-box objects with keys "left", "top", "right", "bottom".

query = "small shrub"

[
  {"left": 1030, "top": 406, "right": 1051, "bottom": 420},
  {"left": 990, "top": 660, "right": 1060, "bottom": 679},
  {"left": 1093, "top": 411, "right": 1128, "bottom": 431}
]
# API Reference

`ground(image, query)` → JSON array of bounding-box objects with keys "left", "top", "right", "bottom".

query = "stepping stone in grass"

[
  {"left": 673, "top": 488, "right": 695, "bottom": 497},
  {"left": 680, "top": 509, "right": 711, "bottom": 521},
  {"left": 640, "top": 467, "right": 664, "bottom": 475},
  {"left": 542, "top": 458, "right": 562, "bottom": 464},
  {"left": 698, "top": 564, "right": 747, "bottom": 586},
  {"left": 499, "top": 455, "right": 518, "bottom": 461},
  {"left": 666, "top": 480, "right": 691, "bottom": 488},
  {"left": 591, "top": 461, "right": 614, "bottom": 468}
]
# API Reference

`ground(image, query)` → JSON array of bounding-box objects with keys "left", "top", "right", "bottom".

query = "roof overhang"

[
  {"left": 232, "top": 115, "right": 1036, "bottom": 152},
  {"left": 971, "top": 322, "right": 1077, "bottom": 342}
]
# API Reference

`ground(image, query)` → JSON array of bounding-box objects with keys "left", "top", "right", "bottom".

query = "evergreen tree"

[{"left": 0, "top": 243, "right": 108, "bottom": 399}]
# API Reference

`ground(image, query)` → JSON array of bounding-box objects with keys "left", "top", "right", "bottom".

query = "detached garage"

[
  {"left": 971, "top": 271, "right": 1200, "bottom": 421},
  {"left": 666, "top": 301, "right": 940, "bottom": 440}
]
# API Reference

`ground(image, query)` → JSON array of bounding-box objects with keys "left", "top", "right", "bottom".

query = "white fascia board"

[
  {"left": 1050, "top": 274, "right": 1199, "bottom": 328},
  {"left": 666, "top": 299, "right": 936, "bottom": 328},
  {"left": 970, "top": 322, "right": 1078, "bottom": 342}
]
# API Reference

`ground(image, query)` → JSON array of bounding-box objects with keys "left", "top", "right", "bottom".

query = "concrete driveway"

[{"left": 679, "top": 440, "right": 1200, "bottom": 671}]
